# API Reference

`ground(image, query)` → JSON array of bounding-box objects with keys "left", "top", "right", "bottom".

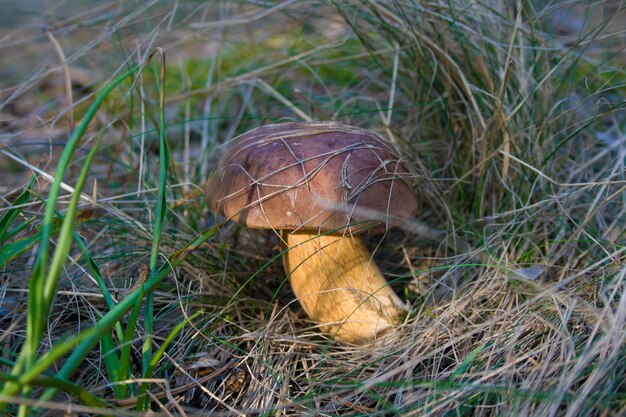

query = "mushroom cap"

[{"left": 206, "top": 122, "right": 418, "bottom": 234}]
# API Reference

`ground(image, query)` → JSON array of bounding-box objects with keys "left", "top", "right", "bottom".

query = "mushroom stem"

[{"left": 282, "top": 231, "right": 407, "bottom": 344}]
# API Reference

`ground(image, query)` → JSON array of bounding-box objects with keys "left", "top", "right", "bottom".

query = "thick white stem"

[{"left": 282, "top": 231, "right": 407, "bottom": 344}]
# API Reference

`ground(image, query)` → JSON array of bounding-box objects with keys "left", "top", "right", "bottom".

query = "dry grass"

[{"left": 0, "top": 0, "right": 624, "bottom": 416}]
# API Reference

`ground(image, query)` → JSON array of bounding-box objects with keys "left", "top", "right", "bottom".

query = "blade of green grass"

[
  {"left": 0, "top": 216, "right": 35, "bottom": 246},
  {"left": 118, "top": 290, "right": 144, "bottom": 399},
  {"left": 451, "top": 344, "right": 486, "bottom": 379},
  {"left": 138, "top": 50, "right": 169, "bottom": 411},
  {"left": 146, "top": 311, "right": 202, "bottom": 379},
  {"left": 41, "top": 138, "right": 102, "bottom": 329},
  {"left": 0, "top": 234, "right": 41, "bottom": 269},
  {"left": 0, "top": 176, "right": 35, "bottom": 243},
  {"left": 0, "top": 373, "right": 112, "bottom": 413}
]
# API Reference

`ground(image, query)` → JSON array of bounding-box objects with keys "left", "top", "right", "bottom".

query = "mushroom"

[{"left": 206, "top": 122, "right": 418, "bottom": 344}]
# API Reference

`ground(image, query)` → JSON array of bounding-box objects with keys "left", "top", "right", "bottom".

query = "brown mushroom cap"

[{"left": 206, "top": 122, "right": 418, "bottom": 234}]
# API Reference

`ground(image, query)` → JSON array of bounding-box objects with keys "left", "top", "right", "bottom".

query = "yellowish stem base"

[{"left": 282, "top": 232, "right": 406, "bottom": 344}]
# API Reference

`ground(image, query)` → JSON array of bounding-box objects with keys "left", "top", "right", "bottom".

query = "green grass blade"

[
  {"left": 137, "top": 311, "right": 204, "bottom": 407},
  {"left": 42, "top": 138, "right": 102, "bottom": 320},
  {"left": 72, "top": 228, "right": 120, "bottom": 321},
  {"left": 100, "top": 333, "right": 124, "bottom": 399},
  {"left": 451, "top": 344, "right": 486, "bottom": 379},
  {"left": 0, "top": 235, "right": 41, "bottom": 268},
  {"left": 0, "top": 373, "right": 112, "bottom": 412},
  {"left": 118, "top": 291, "right": 144, "bottom": 399},
  {"left": 0, "top": 217, "right": 35, "bottom": 246},
  {"left": 148, "top": 311, "right": 202, "bottom": 374},
  {"left": 139, "top": 52, "right": 169, "bottom": 410},
  {"left": 135, "top": 311, "right": 202, "bottom": 410},
  {"left": 0, "top": 176, "right": 35, "bottom": 243}
]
